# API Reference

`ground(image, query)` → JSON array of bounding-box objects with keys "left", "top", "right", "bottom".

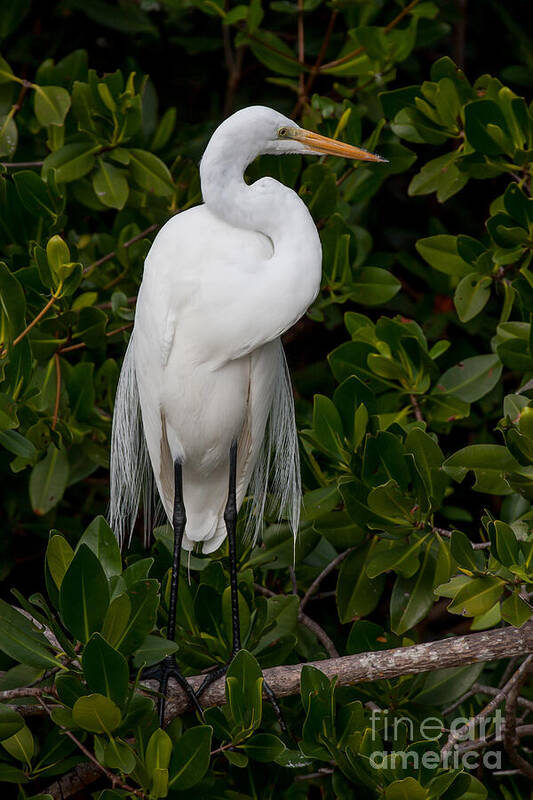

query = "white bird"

[{"left": 109, "top": 105, "right": 384, "bottom": 717}]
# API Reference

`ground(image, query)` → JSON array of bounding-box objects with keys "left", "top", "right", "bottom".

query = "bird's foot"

[
  {"left": 196, "top": 656, "right": 288, "bottom": 735},
  {"left": 142, "top": 655, "right": 203, "bottom": 725}
]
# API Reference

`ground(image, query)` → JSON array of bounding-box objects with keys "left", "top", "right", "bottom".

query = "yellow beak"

[{"left": 292, "top": 128, "right": 386, "bottom": 162}]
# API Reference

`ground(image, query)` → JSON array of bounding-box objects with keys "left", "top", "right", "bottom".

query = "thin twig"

[
  {"left": 12, "top": 290, "right": 60, "bottom": 347},
  {"left": 253, "top": 583, "right": 339, "bottom": 657},
  {"left": 95, "top": 294, "right": 137, "bottom": 310},
  {"left": 37, "top": 696, "right": 145, "bottom": 796},
  {"left": 82, "top": 223, "right": 158, "bottom": 276},
  {"left": 52, "top": 352, "right": 61, "bottom": 430},
  {"left": 410, "top": 394, "right": 423, "bottom": 422},
  {"left": 499, "top": 656, "right": 519, "bottom": 688},
  {"left": 0, "top": 686, "right": 56, "bottom": 701},
  {"left": 442, "top": 654, "right": 533, "bottom": 756},
  {"left": 0, "top": 160, "right": 45, "bottom": 168},
  {"left": 300, "top": 611, "right": 339, "bottom": 658},
  {"left": 319, "top": 0, "right": 421, "bottom": 72},
  {"left": 475, "top": 682, "right": 533, "bottom": 714},
  {"left": 292, "top": 9, "right": 337, "bottom": 117},
  {"left": 210, "top": 741, "right": 236, "bottom": 757},
  {"left": 295, "top": 768, "right": 334, "bottom": 781},
  {"left": 57, "top": 323, "right": 133, "bottom": 354},
  {"left": 300, "top": 548, "right": 354, "bottom": 612},
  {"left": 432, "top": 527, "right": 491, "bottom": 549},
  {"left": 296, "top": 0, "right": 305, "bottom": 103},
  {"left": 504, "top": 656, "right": 533, "bottom": 778}
]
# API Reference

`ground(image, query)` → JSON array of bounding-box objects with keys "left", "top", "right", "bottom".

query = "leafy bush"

[{"left": 1, "top": 0, "right": 532, "bottom": 797}]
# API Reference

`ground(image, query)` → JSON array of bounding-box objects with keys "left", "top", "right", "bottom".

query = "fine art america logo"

[{"left": 368, "top": 709, "right": 503, "bottom": 771}]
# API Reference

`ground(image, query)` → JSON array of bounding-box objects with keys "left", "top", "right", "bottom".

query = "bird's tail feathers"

[
  {"left": 109, "top": 333, "right": 161, "bottom": 548},
  {"left": 246, "top": 342, "right": 301, "bottom": 544}
]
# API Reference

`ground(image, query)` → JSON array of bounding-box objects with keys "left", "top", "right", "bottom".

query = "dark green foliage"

[{"left": 0, "top": 0, "right": 532, "bottom": 797}]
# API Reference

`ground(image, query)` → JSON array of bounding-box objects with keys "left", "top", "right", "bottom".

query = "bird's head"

[{"left": 203, "top": 105, "right": 386, "bottom": 165}]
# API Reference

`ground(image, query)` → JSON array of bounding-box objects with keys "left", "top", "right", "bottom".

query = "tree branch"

[
  {"left": 503, "top": 655, "right": 533, "bottom": 778},
  {"left": 300, "top": 548, "right": 353, "bottom": 612},
  {"left": 442, "top": 653, "right": 533, "bottom": 755},
  {"left": 157, "top": 622, "right": 533, "bottom": 722}
]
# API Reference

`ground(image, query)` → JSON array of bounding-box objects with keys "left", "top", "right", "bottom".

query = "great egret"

[{"left": 110, "top": 105, "right": 384, "bottom": 720}]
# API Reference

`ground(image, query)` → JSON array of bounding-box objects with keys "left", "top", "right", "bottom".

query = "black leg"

[
  {"left": 143, "top": 460, "right": 203, "bottom": 724},
  {"left": 195, "top": 443, "right": 287, "bottom": 733},
  {"left": 226, "top": 441, "right": 240, "bottom": 656}
]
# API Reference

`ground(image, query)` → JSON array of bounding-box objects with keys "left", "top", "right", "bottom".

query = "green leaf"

[
  {"left": 409, "top": 151, "right": 468, "bottom": 202},
  {"left": 239, "top": 733, "right": 285, "bottom": 762},
  {"left": 0, "top": 54, "right": 15, "bottom": 83},
  {"left": 435, "top": 354, "right": 502, "bottom": 403},
  {"left": 336, "top": 540, "right": 386, "bottom": 623},
  {"left": 1, "top": 725, "right": 34, "bottom": 767},
  {"left": 0, "top": 261, "right": 26, "bottom": 344},
  {"left": 146, "top": 728, "right": 172, "bottom": 776},
  {"left": 46, "top": 534, "right": 74, "bottom": 589},
  {"left": 104, "top": 739, "right": 136, "bottom": 774},
  {"left": 0, "top": 598, "right": 62, "bottom": 669},
  {"left": 390, "top": 543, "right": 436, "bottom": 634},
  {"left": 413, "top": 662, "right": 484, "bottom": 705},
  {"left": 443, "top": 445, "right": 520, "bottom": 493},
  {"left": 454, "top": 273, "right": 492, "bottom": 322},
  {"left": 0, "top": 708, "right": 24, "bottom": 742},
  {"left": 416, "top": 235, "right": 471, "bottom": 276},
  {"left": 168, "top": 725, "right": 213, "bottom": 790},
  {"left": 366, "top": 537, "right": 426, "bottom": 579},
  {"left": 128, "top": 149, "right": 174, "bottom": 196},
  {"left": 77, "top": 516, "right": 121, "bottom": 578},
  {"left": 501, "top": 592, "right": 532, "bottom": 627},
  {"left": 82, "top": 633, "right": 129, "bottom": 705},
  {"left": 490, "top": 520, "right": 520, "bottom": 566},
  {"left": 113, "top": 579, "right": 159, "bottom": 655},
  {"left": 33, "top": 85, "right": 71, "bottom": 126},
  {"left": 132, "top": 634, "right": 178, "bottom": 668},
  {"left": 59, "top": 544, "right": 109, "bottom": 642},
  {"left": 0, "top": 764, "right": 27, "bottom": 784},
  {"left": 385, "top": 778, "right": 427, "bottom": 800},
  {"left": 42, "top": 141, "right": 97, "bottom": 183},
  {"left": 311, "top": 394, "right": 344, "bottom": 456},
  {"left": 101, "top": 592, "right": 131, "bottom": 648},
  {"left": 46, "top": 234, "right": 70, "bottom": 274},
  {"left": 351, "top": 267, "right": 401, "bottom": 306},
  {"left": 0, "top": 114, "right": 17, "bottom": 157},
  {"left": 225, "top": 650, "right": 263, "bottom": 733},
  {"left": 450, "top": 530, "right": 485, "bottom": 573},
  {"left": 448, "top": 576, "right": 505, "bottom": 617},
  {"left": 151, "top": 107, "right": 176, "bottom": 151},
  {"left": 464, "top": 99, "right": 511, "bottom": 155},
  {"left": 92, "top": 159, "right": 129, "bottom": 209},
  {"left": 13, "top": 171, "right": 56, "bottom": 219},
  {"left": 72, "top": 693, "right": 121, "bottom": 733},
  {"left": 0, "top": 421, "right": 32, "bottom": 455},
  {"left": 240, "top": 29, "right": 301, "bottom": 76}
]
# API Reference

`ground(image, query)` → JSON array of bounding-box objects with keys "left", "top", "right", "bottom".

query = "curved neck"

[{"left": 199, "top": 143, "right": 323, "bottom": 350}]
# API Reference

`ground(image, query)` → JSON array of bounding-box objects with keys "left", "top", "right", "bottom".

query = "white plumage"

[{"left": 109, "top": 105, "right": 383, "bottom": 553}]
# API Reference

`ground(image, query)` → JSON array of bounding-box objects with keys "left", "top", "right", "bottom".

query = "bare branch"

[
  {"left": 504, "top": 655, "right": 533, "bottom": 778},
  {"left": 158, "top": 622, "right": 533, "bottom": 722},
  {"left": 442, "top": 653, "right": 533, "bottom": 756},
  {"left": 300, "top": 548, "right": 353, "bottom": 612},
  {"left": 46, "top": 762, "right": 102, "bottom": 800}
]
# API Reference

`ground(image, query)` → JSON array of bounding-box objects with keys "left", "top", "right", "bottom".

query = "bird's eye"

[{"left": 278, "top": 127, "right": 288, "bottom": 138}]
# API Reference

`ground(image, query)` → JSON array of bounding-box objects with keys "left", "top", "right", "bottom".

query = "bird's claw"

[{"left": 143, "top": 655, "right": 203, "bottom": 725}]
